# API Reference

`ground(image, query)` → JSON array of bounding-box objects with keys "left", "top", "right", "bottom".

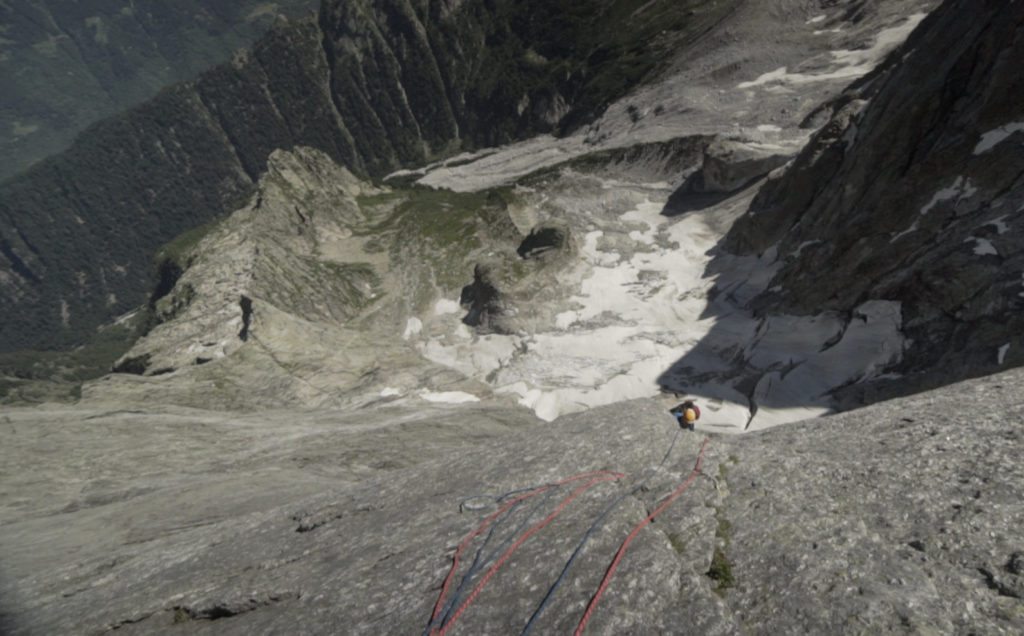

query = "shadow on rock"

[
  {"left": 0, "top": 578, "right": 22, "bottom": 636},
  {"left": 661, "top": 180, "right": 735, "bottom": 217}
]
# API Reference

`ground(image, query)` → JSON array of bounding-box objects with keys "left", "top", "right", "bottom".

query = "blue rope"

[
  {"left": 434, "top": 486, "right": 562, "bottom": 630},
  {"left": 519, "top": 426, "right": 683, "bottom": 635},
  {"left": 425, "top": 481, "right": 564, "bottom": 635},
  {"left": 423, "top": 497, "right": 523, "bottom": 636}
]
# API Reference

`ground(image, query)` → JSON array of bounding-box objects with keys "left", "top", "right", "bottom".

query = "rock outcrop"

[
  {"left": 686, "top": 137, "right": 793, "bottom": 194},
  {"left": 724, "top": 0, "right": 1024, "bottom": 400},
  {"left": 85, "top": 146, "right": 566, "bottom": 411}
]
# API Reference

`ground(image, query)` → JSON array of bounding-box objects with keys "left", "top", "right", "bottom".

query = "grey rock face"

[
  {"left": 725, "top": 0, "right": 1024, "bottom": 393},
  {"left": 86, "top": 146, "right": 575, "bottom": 411},
  {"left": 109, "top": 148, "right": 382, "bottom": 379},
  {"left": 1, "top": 369, "right": 1021, "bottom": 634},
  {"left": 687, "top": 137, "right": 793, "bottom": 194}
]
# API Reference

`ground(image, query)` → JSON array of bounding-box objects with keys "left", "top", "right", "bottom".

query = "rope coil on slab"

[
  {"left": 573, "top": 438, "right": 710, "bottom": 636},
  {"left": 432, "top": 487, "right": 562, "bottom": 632},
  {"left": 520, "top": 427, "right": 684, "bottom": 635},
  {"left": 424, "top": 426, "right": 709, "bottom": 635},
  {"left": 427, "top": 470, "right": 625, "bottom": 636}
]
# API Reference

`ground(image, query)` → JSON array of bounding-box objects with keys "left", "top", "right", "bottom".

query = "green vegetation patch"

[
  {"left": 357, "top": 185, "right": 524, "bottom": 314},
  {"left": 317, "top": 261, "right": 384, "bottom": 313},
  {"left": 154, "top": 219, "right": 222, "bottom": 269},
  {"left": 667, "top": 532, "right": 689, "bottom": 556},
  {"left": 0, "top": 313, "right": 146, "bottom": 405},
  {"left": 358, "top": 186, "right": 520, "bottom": 304},
  {"left": 708, "top": 546, "right": 736, "bottom": 592},
  {"left": 708, "top": 455, "right": 738, "bottom": 595}
]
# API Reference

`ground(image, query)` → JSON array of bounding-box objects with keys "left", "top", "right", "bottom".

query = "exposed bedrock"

[
  {"left": 686, "top": 137, "right": 794, "bottom": 195},
  {"left": 724, "top": 0, "right": 1024, "bottom": 397},
  {"left": 1, "top": 369, "right": 1021, "bottom": 634}
]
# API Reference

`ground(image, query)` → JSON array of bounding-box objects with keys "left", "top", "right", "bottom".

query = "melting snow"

[
  {"left": 986, "top": 215, "right": 1009, "bottom": 234},
  {"left": 739, "top": 14, "right": 926, "bottom": 89},
  {"left": 419, "top": 391, "right": 480, "bottom": 404},
  {"left": 974, "top": 121, "right": 1024, "bottom": 154},
  {"left": 890, "top": 220, "right": 919, "bottom": 243},
  {"left": 434, "top": 299, "right": 461, "bottom": 315},
  {"left": 921, "top": 177, "right": 975, "bottom": 215},
  {"left": 964, "top": 236, "right": 998, "bottom": 256},
  {"left": 402, "top": 317, "right": 423, "bottom": 340},
  {"left": 421, "top": 176, "right": 905, "bottom": 430}
]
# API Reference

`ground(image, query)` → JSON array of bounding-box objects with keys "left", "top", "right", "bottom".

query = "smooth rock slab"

[{"left": 1, "top": 368, "right": 1022, "bottom": 634}]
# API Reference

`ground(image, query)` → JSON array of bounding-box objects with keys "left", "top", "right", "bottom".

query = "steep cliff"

[
  {"left": 0, "top": 0, "right": 739, "bottom": 353},
  {"left": 724, "top": 0, "right": 1024, "bottom": 399}
]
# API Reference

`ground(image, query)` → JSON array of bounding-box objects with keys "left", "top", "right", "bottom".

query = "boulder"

[{"left": 689, "top": 137, "right": 793, "bottom": 194}]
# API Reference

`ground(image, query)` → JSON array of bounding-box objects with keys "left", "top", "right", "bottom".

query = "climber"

[{"left": 669, "top": 399, "right": 700, "bottom": 431}]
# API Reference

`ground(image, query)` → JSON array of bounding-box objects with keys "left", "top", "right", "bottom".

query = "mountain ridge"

[{"left": 0, "top": 0, "right": 739, "bottom": 353}]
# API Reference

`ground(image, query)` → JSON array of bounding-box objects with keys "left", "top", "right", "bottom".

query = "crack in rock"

[{"left": 173, "top": 591, "right": 301, "bottom": 622}]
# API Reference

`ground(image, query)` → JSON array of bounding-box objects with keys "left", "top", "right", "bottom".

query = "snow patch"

[
  {"left": 419, "top": 391, "right": 480, "bottom": 404},
  {"left": 964, "top": 236, "right": 998, "bottom": 256},
  {"left": 416, "top": 166, "right": 905, "bottom": 431},
  {"left": 791, "top": 240, "right": 821, "bottom": 258},
  {"left": 757, "top": 124, "right": 783, "bottom": 133},
  {"left": 555, "top": 311, "right": 579, "bottom": 330},
  {"left": 890, "top": 221, "right": 919, "bottom": 243},
  {"left": 806, "top": 15, "right": 827, "bottom": 24},
  {"left": 974, "top": 122, "right": 1024, "bottom": 154},
  {"left": 738, "top": 14, "right": 926, "bottom": 89},
  {"left": 434, "top": 298, "right": 461, "bottom": 315},
  {"left": 402, "top": 317, "right": 423, "bottom": 340},
  {"left": 738, "top": 67, "right": 790, "bottom": 89},
  {"left": 998, "top": 343, "right": 1010, "bottom": 365},
  {"left": 986, "top": 215, "right": 1009, "bottom": 235},
  {"left": 380, "top": 387, "right": 402, "bottom": 397},
  {"left": 921, "top": 177, "right": 975, "bottom": 215}
]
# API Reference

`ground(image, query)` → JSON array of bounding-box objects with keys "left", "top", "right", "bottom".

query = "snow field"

[{"left": 408, "top": 174, "right": 904, "bottom": 431}]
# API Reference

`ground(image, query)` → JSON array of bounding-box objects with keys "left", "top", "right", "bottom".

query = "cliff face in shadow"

[
  {"left": 0, "top": 0, "right": 320, "bottom": 181},
  {"left": 0, "top": 0, "right": 739, "bottom": 353},
  {"left": 723, "top": 0, "right": 1024, "bottom": 401}
]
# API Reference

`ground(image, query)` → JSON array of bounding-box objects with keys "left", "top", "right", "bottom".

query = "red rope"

[
  {"left": 429, "top": 470, "right": 625, "bottom": 635},
  {"left": 428, "top": 486, "right": 550, "bottom": 625},
  {"left": 574, "top": 438, "right": 710, "bottom": 636}
]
